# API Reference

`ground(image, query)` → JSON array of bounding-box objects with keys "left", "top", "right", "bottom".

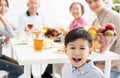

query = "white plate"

[{"left": 54, "top": 51, "right": 65, "bottom": 54}]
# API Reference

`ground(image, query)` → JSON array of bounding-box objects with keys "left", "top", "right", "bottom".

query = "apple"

[
  {"left": 98, "top": 27, "right": 106, "bottom": 33},
  {"left": 105, "top": 23, "right": 115, "bottom": 31},
  {"left": 104, "top": 30, "right": 115, "bottom": 36},
  {"left": 97, "top": 33, "right": 104, "bottom": 36}
]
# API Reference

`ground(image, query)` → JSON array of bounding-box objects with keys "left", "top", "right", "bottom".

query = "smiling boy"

[{"left": 62, "top": 28, "right": 105, "bottom": 78}]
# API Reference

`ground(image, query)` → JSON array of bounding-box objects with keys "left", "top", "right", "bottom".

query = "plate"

[
  {"left": 54, "top": 50, "right": 65, "bottom": 54},
  {"left": 14, "top": 39, "right": 29, "bottom": 45},
  {"left": 43, "top": 46, "right": 54, "bottom": 49},
  {"left": 54, "top": 47, "right": 65, "bottom": 54}
]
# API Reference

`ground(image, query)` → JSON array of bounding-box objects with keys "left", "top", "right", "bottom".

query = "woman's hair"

[
  {"left": 0, "top": 0, "right": 9, "bottom": 8},
  {"left": 65, "top": 28, "right": 93, "bottom": 48},
  {"left": 69, "top": 2, "right": 84, "bottom": 15}
]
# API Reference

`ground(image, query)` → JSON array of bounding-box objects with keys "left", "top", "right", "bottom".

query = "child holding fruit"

[
  {"left": 62, "top": 28, "right": 105, "bottom": 78},
  {"left": 69, "top": 2, "right": 89, "bottom": 31},
  {"left": 86, "top": 0, "right": 120, "bottom": 78}
]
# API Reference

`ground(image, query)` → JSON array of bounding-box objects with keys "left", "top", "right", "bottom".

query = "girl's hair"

[
  {"left": 65, "top": 28, "right": 93, "bottom": 48},
  {"left": 69, "top": 2, "right": 84, "bottom": 15},
  {"left": 0, "top": 0, "right": 9, "bottom": 7}
]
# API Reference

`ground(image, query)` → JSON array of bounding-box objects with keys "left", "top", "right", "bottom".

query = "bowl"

[{"left": 92, "top": 36, "right": 117, "bottom": 53}]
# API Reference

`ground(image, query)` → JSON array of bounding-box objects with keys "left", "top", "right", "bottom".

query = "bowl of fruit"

[{"left": 88, "top": 23, "right": 117, "bottom": 53}]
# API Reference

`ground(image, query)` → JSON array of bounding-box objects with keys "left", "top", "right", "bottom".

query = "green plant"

[
  {"left": 112, "top": 0, "right": 120, "bottom": 12},
  {"left": 113, "top": 0, "right": 120, "bottom": 3}
]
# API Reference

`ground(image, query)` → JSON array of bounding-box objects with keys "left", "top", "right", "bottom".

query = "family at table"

[{"left": 0, "top": 0, "right": 120, "bottom": 78}]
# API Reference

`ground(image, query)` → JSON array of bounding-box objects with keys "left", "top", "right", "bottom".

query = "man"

[
  {"left": 19, "top": 0, "right": 45, "bottom": 31},
  {"left": 86, "top": 0, "right": 120, "bottom": 78},
  {"left": 19, "top": 0, "right": 52, "bottom": 78}
]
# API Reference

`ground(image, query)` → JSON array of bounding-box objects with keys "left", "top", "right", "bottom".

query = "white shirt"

[
  {"left": 62, "top": 61, "right": 105, "bottom": 78},
  {"left": 19, "top": 11, "right": 45, "bottom": 31}
]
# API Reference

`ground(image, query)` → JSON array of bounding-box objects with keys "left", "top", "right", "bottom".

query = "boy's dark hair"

[
  {"left": 69, "top": 2, "right": 84, "bottom": 15},
  {"left": 65, "top": 28, "right": 93, "bottom": 48}
]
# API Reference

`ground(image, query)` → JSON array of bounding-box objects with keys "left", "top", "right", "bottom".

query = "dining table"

[{"left": 10, "top": 37, "right": 120, "bottom": 78}]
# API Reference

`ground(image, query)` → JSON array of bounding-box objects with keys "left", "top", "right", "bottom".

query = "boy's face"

[
  {"left": 70, "top": 3, "right": 83, "bottom": 20},
  {"left": 86, "top": 0, "right": 105, "bottom": 13},
  {"left": 65, "top": 39, "right": 91, "bottom": 68}
]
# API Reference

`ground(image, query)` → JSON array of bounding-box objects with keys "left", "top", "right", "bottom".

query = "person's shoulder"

[
  {"left": 37, "top": 12, "right": 45, "bottom": 18},
  {"left": 62, "top": 63, "right": 71, "bottom": 72},
  {"left": 19, "top": 12, "right": 28, "bottom": 18},
  {"left": 107, "top": 8, "right": 120, "bottom": 17},
  {"left": 62, "top": 63, "right": 72, "bottom": 78},
  {"left": 62, "top": 63, "right": 70, "bottom": 69},
  {"left": 89, "top": 66, "right": 105, "bottom": 78}
]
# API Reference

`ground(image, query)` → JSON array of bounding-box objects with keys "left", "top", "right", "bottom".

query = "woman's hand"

[
  {"left": 3, "top": 37, "right": 10, "bottom": 48},
  {"left": 0, "top": 14, "right": 7, "bottom": 27}
]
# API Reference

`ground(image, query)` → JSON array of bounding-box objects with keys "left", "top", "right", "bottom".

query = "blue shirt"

[
  {"left": 62, "top": 61, "right": 105, "bottom": 78},
  {"left": 19, "top": 11, "right": 46, "bottom": 31}
]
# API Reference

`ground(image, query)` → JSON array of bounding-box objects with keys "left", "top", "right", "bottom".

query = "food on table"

[
  {"left": 104, "top": 30, "right": 115, "bottom": 36},
  {"left": 43, "top": 38, "right": 54, "bottom": 48},
  {"left": 88, "top": 23, "right": 117, "bottom": 53},
  {"left": 57, "top": 47, "right": 65, "bottom": 53},
  {"left": 104, "top": 23, "right": 115, "bottom": 31},
  {"left": 44, "top": 28, "right": 59, "bottom": 38}
]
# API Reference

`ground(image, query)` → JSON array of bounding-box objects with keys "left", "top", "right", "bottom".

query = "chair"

[
  {"left": 0, "top": 36, "right": 8, "bottom": 78},
  {"left": 0, "top": 70, "right": 8, "bottom": 78}
]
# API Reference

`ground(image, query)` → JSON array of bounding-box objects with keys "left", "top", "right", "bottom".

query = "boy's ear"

[
  {"left": 64, "top": 47, "right": 67, "bottom": 53},
  {"left": 89, "top": 48, "right": 93, "bottom": 55}
]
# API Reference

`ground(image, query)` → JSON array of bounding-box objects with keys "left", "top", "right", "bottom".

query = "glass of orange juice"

[
  {"left": 33, "top": 33, "right": 43, "bottom": 52},
  {"left": 33, "top": 39, "right": 43, "bottom": 51}
]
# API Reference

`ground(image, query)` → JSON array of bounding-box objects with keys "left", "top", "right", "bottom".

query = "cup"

[
  {"left": 33, "top": 33, "right": 43, "bottom": 51},
  {"left": 27, "top": 24, "right": 33, "bottom": 30},
  {"left": 33, "top": 39, "right": 43, "bottom": 51}
]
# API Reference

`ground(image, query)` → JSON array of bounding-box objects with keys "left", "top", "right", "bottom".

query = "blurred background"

[{"left": 5, "top": 0, "right": 120, "bottom": 29}]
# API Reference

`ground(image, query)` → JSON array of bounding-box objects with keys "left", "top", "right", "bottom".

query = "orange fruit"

[{"left": 88, "top": 30, "right": 97, "bottom": 35}]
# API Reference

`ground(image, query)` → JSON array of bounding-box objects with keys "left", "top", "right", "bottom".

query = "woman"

[
  {"left": 0, "top": 0, "right": 23, "bottom": 78},
  {"left": 86, "top": 0, "right": 120, "bottom": 78},
  {"left": 69, "top": 2, "right": 89, "bottom": 31}
]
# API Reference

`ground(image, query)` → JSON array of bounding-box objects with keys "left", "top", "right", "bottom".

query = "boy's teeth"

[{"left": 73, "top": 58, "right": 81, "bottom": 62}]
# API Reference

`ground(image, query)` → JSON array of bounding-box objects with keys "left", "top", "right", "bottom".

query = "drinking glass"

[
  {"left": 33, "top": 33, "right": 43, "bottom": 52},
  {"left": 27, "top": 24, "right": 33, "bottom": 31}
]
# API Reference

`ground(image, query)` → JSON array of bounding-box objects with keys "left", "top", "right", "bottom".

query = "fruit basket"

[
  {"left": 88, "top": 23, "right": 117, "bottom": 53},
  {"left": 92, "top": 36, "right": 117, "bottom": 53}
]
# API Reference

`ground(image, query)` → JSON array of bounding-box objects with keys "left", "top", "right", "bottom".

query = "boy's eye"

[
  {"left": 70, "top": 47, "right": 75, "bottom": 49},
  {"left": 80, "top": 47, "right": 85, "bottom": 50}
]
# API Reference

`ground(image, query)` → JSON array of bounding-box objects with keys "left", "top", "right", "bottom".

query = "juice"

[
  {"left": 33, "top": 39, "right": 43, "bottom": 51},
  {"left": 27, "top": 24, "right": 33, "bottom": 30}
]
